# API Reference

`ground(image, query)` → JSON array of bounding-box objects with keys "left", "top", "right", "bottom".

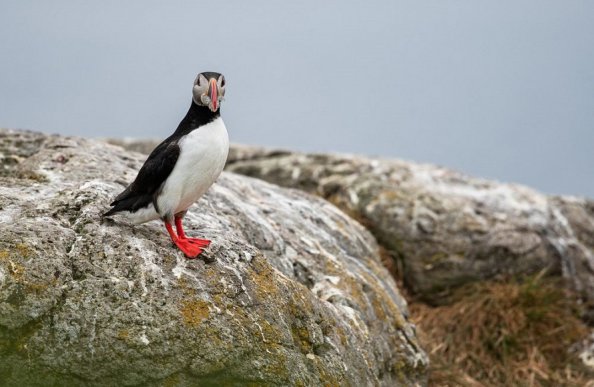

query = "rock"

[
  {"left": 0, "top": 129, "right": 427, "bottom": 386},
  {"left": 223, "top": 145, "right": 594, "bottom": 308},
  {"left": 104, "top": 138, "right": 160, "bottom": 156}
]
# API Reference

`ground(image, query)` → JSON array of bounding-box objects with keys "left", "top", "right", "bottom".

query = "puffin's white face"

[{"left": 192, "top": 73, "right": 226, "bottom": 112}]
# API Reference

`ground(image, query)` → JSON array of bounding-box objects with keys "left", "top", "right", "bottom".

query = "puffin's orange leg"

[
  {"left": 174, "top": 217, "right": 211, "bottom": 248},
  {"left": 165, "top": 222, "right": 203, "bottom": 258},
  {"left": 174, "top": 216, "right": 187, "bottom": 239}
]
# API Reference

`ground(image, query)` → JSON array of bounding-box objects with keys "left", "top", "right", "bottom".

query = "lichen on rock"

[{"left": 0, "top": 129, "right": 427, "bottom": 386}]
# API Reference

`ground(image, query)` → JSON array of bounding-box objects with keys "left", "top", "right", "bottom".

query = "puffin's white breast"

[{"left": 156, "top": 117, "right": 229, "bottom": 218}]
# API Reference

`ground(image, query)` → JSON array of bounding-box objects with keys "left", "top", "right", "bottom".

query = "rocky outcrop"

[
  {"left": 0, "top": 130, "right": 427, "bottom": 386},
  {"left": 222, "top": 146, "right": 594, "bottom": 311}
]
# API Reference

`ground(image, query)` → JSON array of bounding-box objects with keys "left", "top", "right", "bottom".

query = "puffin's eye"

[
  {"left": 197, "top": 74, "right": 208, "bottom": 88},
  {"left": 220, "top": 77, "right": 226, "bottom": 87}
]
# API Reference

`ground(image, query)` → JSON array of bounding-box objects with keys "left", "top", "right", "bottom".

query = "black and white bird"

[{"left": 103, "top": 72, "right": 229, "bottom": 258}]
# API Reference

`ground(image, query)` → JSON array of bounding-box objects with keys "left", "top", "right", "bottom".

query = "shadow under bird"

[{"left": 103, "top": 72, "right": 229, "bottom": 258}]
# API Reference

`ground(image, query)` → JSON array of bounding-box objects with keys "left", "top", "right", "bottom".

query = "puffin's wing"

[
  {"left": 127, "top": 141, "right": 181, "bottom": 197},
  {"left": 104, "top": 141, "right": 180, "bottom": 215}
]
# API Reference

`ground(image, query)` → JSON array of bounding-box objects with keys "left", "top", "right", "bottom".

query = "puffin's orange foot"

[
  {"left": 174, "top": 238, "right": 204, "bottom": 258},
  {"left": 185, "top": 238, "right": 211, "bottom": 248}
]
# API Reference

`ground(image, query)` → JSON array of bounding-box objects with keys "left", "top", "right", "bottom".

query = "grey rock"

[
  {"left": 103, "top": 138, "right": 160, "bottom": 156},
  {"left": 0, "top": 130, "right": 428, "bottom": 386},
  {"left": 223, "top": 145, "right": 594, "bottom": 308}
]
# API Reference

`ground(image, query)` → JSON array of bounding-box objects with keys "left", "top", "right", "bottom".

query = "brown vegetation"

[{"left": 409, "top": 274, "right": 593, "bottom": 387}]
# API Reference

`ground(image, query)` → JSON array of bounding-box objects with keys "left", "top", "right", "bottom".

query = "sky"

[{"left": 1, "top": 1, "right": 593, "bottom": 197}]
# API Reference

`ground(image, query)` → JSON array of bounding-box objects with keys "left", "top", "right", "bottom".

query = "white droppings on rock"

[
  {"left": 79, "top": 179, "right": 116, "bottom": 192},
  {"left": 221, "top": 262, "right": 251, "bottom": 301},
  {"left": 340, "top": 305, "right": 365, "bottom": 334},
  {"left": 348, "top": 189, "right": 359, "bottom": 205},
  {"left": 412, "top": 166, "right": 552, "bottom": 228},
  {"left": 253, "top": 320, "right": 267, "bottom": 343},
  {"left": 284, "top": 246, "right": 297, "bottom": 260},
  {"left": 291, "top": 167, "right": 301, "bottom": 180},
  {"left": 324, "top": 275, "right": 340, "bottom": 285},
  {"left": 139, "top": 332, "right": 150, "bottom": 346},
  {"left": 38, "top": 168, "right": 62, "bottom": 183},
  {"left": 130, "top": 237, "right": 169, "bottom": 291},
  {"left": 549, "top": 206, "right": 594, "bottom": 291},
  {"left": 0, "top": 204, "right": 19, "bottom": 224},
  {"left": 171, "top": 255, "right": 192, "bottom": 280},
  {"left": 578, "top": 331, "right": 594, "bottom": 371},
  {"left": 311, "top": 280, "right": 345, "bottom": 304}
]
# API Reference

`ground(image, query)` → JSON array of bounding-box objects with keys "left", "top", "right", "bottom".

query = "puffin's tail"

[
  {"left": 102, "top": 200, "right": 123, "bottom": 217},
  {"left": 102, "top": 194, "right": 153, "bottom": 218},
  {"left": 102, "top": 206, "right": 119, "bottom": 218}
]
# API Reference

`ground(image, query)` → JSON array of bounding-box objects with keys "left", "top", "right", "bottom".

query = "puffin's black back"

[{"left": 103, "top": 101, "right": 220, "bottom": 217}]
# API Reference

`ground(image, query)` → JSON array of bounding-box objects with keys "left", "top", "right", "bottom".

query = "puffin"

[{"left": 103, "top": 72, "right": 229, "bottom": 258}]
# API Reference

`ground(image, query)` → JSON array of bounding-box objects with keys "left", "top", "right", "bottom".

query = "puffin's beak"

[{"left": 209, "top": 78, "right": 218, "bottom": 111}]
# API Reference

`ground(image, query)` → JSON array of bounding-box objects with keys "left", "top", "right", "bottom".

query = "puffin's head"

[{"left": 192, "top": 72, "right": 226, "bottom": 112}]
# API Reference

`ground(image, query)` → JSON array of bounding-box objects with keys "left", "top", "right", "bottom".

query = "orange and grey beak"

[{"left": 209, "top": 78, "right": 218, "bottom": 111}]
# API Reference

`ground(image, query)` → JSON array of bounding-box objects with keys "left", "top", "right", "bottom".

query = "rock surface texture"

[
  {"left": 223, "top": 146, "right": 594, "bottom": 311},
  {"left": 0, "top": 130, "right": 428, "bottom": 386}
]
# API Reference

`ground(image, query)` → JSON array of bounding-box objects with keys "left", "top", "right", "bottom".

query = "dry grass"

[{"left": 409, "top": 274, "right": 593, "bottom": 387}]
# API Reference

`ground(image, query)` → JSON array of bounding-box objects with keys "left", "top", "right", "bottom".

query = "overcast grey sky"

[{"left": 1, "top": 1, "right": 593, "bottom": 197}]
